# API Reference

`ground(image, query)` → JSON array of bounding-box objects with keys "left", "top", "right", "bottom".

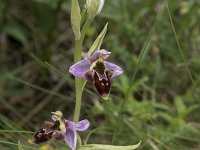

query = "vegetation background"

[{"left": 0, "top": 0, "right": 200, "bottom": 149}]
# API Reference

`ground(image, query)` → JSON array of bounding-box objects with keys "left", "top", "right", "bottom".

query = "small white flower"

[
  {"left": 85, "top": 0, "right": 105, "bottom": 19},
  {"left": 97, "top": 0, "right": 105, "bottom": 14}
]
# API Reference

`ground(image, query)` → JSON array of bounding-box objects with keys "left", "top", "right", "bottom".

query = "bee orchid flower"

[
  {"left": 31, "top": 111, "right": 90, "bottom": 150},
  {"left": 69, "top": 49, "right": 123, "bottom": 100}
]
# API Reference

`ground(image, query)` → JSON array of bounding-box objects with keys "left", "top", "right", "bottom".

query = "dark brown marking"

[
  {"left": 33, "top": 128, "right": 54, "bottom": 144},
  {"left": 94, "top": 71, "right": 111, "bottom": 97},
  {"left": 33, "top": 120, "right": 60, "bottom": 144}
]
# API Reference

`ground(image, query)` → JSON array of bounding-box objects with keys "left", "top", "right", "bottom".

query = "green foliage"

[
  {"left": 87, "top": 23, "right": 108, "bottom": 56},
  {"left": 71, "top": 0, "right": 81, "bottom": 40},
  {"left": 18, "top": 141, "right": 24, "bottom": 150},
  {"left": 0, "top": 0, "right": 200, "bottom": 149},
  {"left": 78, "top": 141, "right": 141, "bottom": 150}
]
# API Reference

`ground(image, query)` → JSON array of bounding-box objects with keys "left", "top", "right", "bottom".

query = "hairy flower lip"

[{"left": 69, "top": 49, "right": 123, "bottom": 99}]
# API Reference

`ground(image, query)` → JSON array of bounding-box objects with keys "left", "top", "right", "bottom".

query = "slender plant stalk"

[
  {"left": 73, "top": 20, "right": 91, "bottom": 122},
  {"left": 73, "top": 39, "right": 83, "bottom": 122}
]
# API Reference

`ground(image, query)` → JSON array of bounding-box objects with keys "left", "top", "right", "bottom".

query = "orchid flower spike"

[
  {"left": 69, "top": 49, "right": 123, "bottom": 100},
  {"left": 31, "top": 111, "right": 90, "bottom": 150}
]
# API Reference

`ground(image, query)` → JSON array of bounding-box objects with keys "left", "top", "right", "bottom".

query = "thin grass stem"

[{"left": 112, "top": 2, "right": 165, "bottom": 144}]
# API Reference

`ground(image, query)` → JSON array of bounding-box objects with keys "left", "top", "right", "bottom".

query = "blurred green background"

[{"left": 0, "top": 0, "right": 200, "bottom": 149}]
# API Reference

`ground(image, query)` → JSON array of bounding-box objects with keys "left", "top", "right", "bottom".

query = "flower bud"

[{"left": 85, "top": 0, "right": 105, "bottom": 20}]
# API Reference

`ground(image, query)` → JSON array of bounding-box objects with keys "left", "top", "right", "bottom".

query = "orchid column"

[{"left": 71, "top": 0, "right": 105, "bottom": 122}]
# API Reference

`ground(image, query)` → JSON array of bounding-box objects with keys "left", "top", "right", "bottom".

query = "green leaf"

[
  {"left": 18, "top": 141, "right": 24, "bottom": 150},
  {"left": 87, "top": 23, "right": 108, "bottom": 56},
  {"left": 71, "top": 0, "right": 81, "bottom": 40},
  {"left": 78, "top": 141, "right": 141, "bottom": 150},
  {"left": 174, "top": 96, "right": 186, "bottom": 117}
]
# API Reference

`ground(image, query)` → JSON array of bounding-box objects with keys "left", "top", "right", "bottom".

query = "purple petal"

[
  {"left": 65, "top": 120, "right": 74, "bottom": 127},
  {"left": 74, "top": 119, "right": 90, "bottom": 131},
  {"left": 64, "top": 127, "right": 76, "bottom": 150},
  {"left": 105, "top": 61, "right": 123, "bottom": 78},
  {"left": 51, "top": 115, "right": 57, "bottom": 122},
  {"left": 88, "top": 49, "right": 111, "bottom": 62},
  {"left": 69, "top": 59, "right": 91, "bottom": 78}
]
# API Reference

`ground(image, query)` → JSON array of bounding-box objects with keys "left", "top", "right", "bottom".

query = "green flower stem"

[
  {"left": 73, "top": 20, "right": 91, "bottom": 122},
  {"left": 73, "top": 39, "right": 83, "bottom": 123},
  {"left": 73, "top": 78, "right": 83, "bottom": 122}
]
